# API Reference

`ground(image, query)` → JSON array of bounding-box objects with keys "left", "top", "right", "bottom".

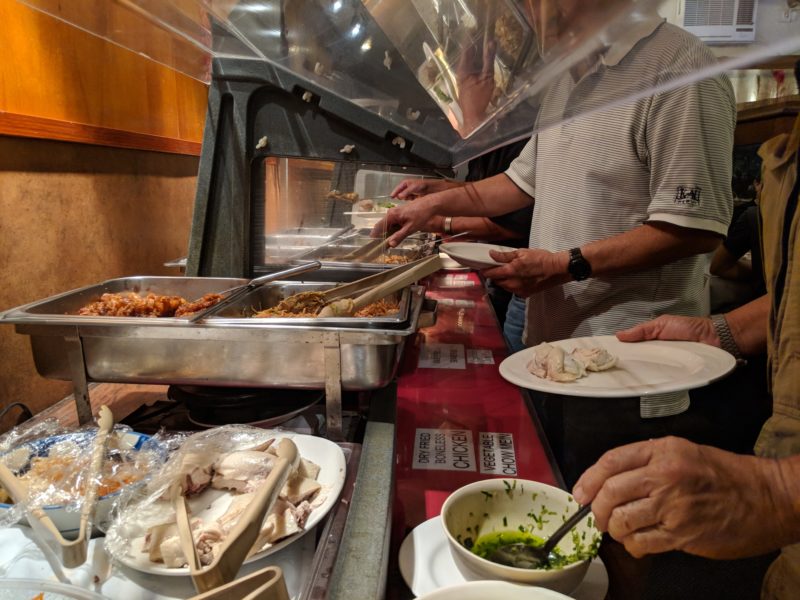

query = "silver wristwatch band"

[{"left": 711, "top": 313, "right": 743, "bottom": 359}]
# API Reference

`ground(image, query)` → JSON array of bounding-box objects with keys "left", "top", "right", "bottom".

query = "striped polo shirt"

[{"left": 506, "top": 19, "right": 736, "bottom": 418}]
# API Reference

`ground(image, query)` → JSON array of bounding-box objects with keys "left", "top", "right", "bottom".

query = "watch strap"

[
  {"left": 711, "top": 313, "right": 744, "bottom": 359},
  {"left": 568, "top": 247, "right": 591, "bottom": 281}
]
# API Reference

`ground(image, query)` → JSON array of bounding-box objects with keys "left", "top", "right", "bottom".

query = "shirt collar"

[{"left": 600, "top": 16, "right": 665, "bottom": 67}]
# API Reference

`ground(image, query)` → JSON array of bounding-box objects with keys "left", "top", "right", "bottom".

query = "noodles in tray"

[{"left": 253, "top": 294, "right": 399, "bottom": 318}]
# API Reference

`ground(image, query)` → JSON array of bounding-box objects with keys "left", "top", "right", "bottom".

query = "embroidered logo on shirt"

[{"left": 674, "top": 186, "right": 701, "bottom": 206}]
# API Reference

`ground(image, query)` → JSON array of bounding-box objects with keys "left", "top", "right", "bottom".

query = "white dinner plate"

[
  {"left": 416, "top": 580, "right": 573, "bottom": 600},
  {"left": 498, "top": 335, "right": 737, "bottom": 398},
  {"left": 439, "top": 243, "right": 516, "bottom": 269},
  {"left": 398, "top": 516, "right": 608, "bottom": 600},
  {"left": 112, "top": 431, "right": 346, "bottom": 576}
]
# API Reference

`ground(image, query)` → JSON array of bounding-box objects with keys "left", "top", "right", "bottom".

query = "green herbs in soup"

[{"left": 469, "top": 530, "right": 573, "bottom": 570}]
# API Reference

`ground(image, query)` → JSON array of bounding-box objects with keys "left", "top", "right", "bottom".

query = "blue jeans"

[{"left": 502, "top": 295, "right": 527, "bottom": 354}]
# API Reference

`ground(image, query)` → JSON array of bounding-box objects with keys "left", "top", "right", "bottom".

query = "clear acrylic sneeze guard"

[{"left": 17, "top": 0, "right": 800, "bottom": 166}]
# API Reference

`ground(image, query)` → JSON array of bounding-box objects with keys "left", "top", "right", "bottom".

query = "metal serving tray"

[
  {"left": 292, "top": 237, "right": 423, "bottom": 269},
  {"left": 212, "top": 281, "right": 412, "bottom": 328},
  {"left": 261, "top": 227, "right": 350, "bottom": 265},
  {"left": 0, "top": 276, "right": 424, "bottom": 391}
]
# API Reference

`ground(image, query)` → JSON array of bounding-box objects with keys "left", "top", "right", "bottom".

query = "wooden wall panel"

[{"left": 0, "top": 0, "right": 208, "bottom": 154}]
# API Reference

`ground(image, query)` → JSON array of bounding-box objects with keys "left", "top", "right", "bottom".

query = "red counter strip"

[{"left": 393, "top": 272, "right": 560, "bottom": 531}]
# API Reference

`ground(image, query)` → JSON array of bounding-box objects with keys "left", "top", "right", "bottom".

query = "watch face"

[{"left": 568, "top": 250, "right": 591, "bottom": 281}]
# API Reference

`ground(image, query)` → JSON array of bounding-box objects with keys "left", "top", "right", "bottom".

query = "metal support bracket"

[
  {"left": 323, "top": 331, "right": 343, "bottom": 441},
  {"left": 64, "top": 330, "right": 93, "bottom": 425}
]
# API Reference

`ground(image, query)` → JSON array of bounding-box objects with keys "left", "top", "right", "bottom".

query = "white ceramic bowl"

[
  {"left": 417, "top": 581, "right": 572, "bottom": 600},
  {"left": 441, "top": 478, "right": 601, "bottom": 595},
  {"left": 0, "top": 431, "right": 161, "bottom": 537}
]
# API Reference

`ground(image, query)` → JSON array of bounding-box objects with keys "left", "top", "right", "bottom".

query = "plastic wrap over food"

[
  {"left": 0, "top": 419, "right": 165, "bottom": 531},
  {"left": 105, "top": 425, "right": 327, "bottom": 570},
  {"left": 0, "top": 418, "right": 65, "bottom": 527}
]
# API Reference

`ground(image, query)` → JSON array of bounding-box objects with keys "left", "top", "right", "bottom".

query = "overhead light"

[{"left": 361, "top": 37, "right": 373, "bottom": 51}]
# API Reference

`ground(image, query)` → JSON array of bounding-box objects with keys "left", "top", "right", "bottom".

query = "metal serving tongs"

[
  {"left": 176, "top": 438, "right": 300, "bottom": 594},
  {"left": 285, "top": 254, "right": 441, "bottom": 315},
  {"left": 0, "top": 405, "right": 114, "bottom": 569},
  {"left": 189, "top": 261, "right": 322, "bottom": 323},
  {"left": 319, "top": 254, "right": 444, "bottom": 317}
]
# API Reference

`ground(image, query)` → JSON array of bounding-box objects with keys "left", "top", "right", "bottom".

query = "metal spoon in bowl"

[{"left": 489, "top": 504, "right": 593, "bottom": 569}]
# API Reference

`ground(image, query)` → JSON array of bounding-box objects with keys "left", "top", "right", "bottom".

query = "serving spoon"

[{"left": 489, "top": 504, "right": 593, "bottom": 569}]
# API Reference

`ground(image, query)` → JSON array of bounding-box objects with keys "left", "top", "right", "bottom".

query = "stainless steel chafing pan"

[
  {"left": 292, "top": 236, "right": 424, "bottom": 268},
  {"left": 211, "top": 281, "right": 412, "bottom": 327},
  {"left": 0, "top": 275, "right": 428, "bottom": 437},
  {"left": 0, "top": 276, "right": 425, "bottom": 390},
  {"left": 261, "top": 227, "right": 349, "bottom": 265}
]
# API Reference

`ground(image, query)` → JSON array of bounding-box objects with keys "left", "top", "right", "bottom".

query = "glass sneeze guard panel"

[{"left": 18, "top": 0, "right": 800, "bottom": 165}]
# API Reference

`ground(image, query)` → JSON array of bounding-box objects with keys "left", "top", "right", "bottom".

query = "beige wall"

[{"left": 0, "top": 136, "right": 198, "bottom": 429}]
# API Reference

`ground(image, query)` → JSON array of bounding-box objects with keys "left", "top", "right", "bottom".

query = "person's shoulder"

[
  {"left": 643, "top": 22, "right": 718, "bottom": 72},
  {"left": 633, "top": 22, "right": 734, "bottom": 104}
]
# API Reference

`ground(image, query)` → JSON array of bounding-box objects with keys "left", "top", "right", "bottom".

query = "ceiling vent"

[{"left": 679, "top": 0, "right": 758, "bottom": 43}]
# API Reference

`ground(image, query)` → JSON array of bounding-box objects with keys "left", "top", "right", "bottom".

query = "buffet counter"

[
  {"left": 12, "top": 269, "right": 563, "bottom": 599},
  {"left": 387, "top": 270, "right": 564, "bottom": 598}
]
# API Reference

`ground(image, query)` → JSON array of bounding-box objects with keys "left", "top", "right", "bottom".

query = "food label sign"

[
  {"left": 412, "top": 428, "right": 476, "bottom": 471},
  {"left": 418, "top": 343, "right": 466, "bottom": 370},
  {"left": 478, "top": 432, "right": 518, "bottom": 475}
]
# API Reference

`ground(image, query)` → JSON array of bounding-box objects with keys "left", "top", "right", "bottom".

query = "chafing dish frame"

[{"left": 1, "top": 277, "right": 427, "bottom": 439}]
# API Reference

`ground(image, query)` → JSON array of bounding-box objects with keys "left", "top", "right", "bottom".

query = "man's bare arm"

[
  {"left": 373, "top": 174, "right": 532, "bottom": 246},
  {"left": 483, "top": 221, "right": 722, "bottom": 297},
  {"left": 616, "top": 294, "right": 769, "bottom": 356}
]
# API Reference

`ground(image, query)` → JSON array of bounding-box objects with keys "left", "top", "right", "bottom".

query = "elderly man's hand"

[
  {"left": 391, "top": 178, "right": 461, "bottom": 200},
  {"left": 480, "top": 248, "right": 570, "bottom": 296},
  {"left": 616, "top": 314, "right": 720, "bottom": 347},
  {"left": 572, "top": 437, "right": 784, "bottom": 560},
  {"left": 370, "top": 201, "right": 437, "bottom": 246}
]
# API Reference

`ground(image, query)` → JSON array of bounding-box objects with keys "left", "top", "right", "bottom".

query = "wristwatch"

[
  {"left": 711, "top": 313, "right": 744, "bottom": 360},
  {"left": 567, "top": 247, "right": 592, "bottom": 281}
]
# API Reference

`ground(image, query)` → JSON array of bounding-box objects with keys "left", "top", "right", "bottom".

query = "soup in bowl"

[{"left": 441, "top": 478, "right": 600, "bottom": 595}]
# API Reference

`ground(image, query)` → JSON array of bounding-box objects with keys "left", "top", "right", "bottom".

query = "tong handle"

[
  {"left": 190, "top": 262, "right": 321, "bottom": 323},
  {"left": 187, "top": 439, "right": 300, "bottom": 593},
  {"left": 350, "top": 255, "right": 443, "bottom": 310}
]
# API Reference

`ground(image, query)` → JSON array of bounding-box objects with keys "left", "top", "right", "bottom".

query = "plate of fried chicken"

[{"left": 104, "top": 426, "right": 345, "bottom": 576}]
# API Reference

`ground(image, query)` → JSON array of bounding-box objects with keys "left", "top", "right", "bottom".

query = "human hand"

[
  {"left": 391, "top": 178, "right": 461, "bottom": 200},
  {"left": 572, "top": 436, "right": 786, "bottom": 560},
  {"left": 370, "top": 200, "right": 438, "bottom": 246},
  {"left": 480, "top": 248, "right": 569, "bottom": 296},
  {"left": 616, "top": 315, "right": 719, "bottom": 347},
  {"left": 455, "top": 37, "right": 497, "bottom": 133}
]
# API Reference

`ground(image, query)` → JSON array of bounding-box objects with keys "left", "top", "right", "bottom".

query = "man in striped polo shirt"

[{"left": 374, "top": 9, "right": 735, "bottom": 482}]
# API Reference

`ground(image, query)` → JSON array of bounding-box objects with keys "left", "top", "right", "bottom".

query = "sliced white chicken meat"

[
  {"left": 281, "top": 473, "right": 322, "bottom": 505},
  {"left": 527, "top": 342, "right": 587, "bottom": 382},
  {"left": 570, "top": 347, "right": 617, "bottom": 371},
  {"left": 212, "top": 450, "right": 276, "bottom": 493}
]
